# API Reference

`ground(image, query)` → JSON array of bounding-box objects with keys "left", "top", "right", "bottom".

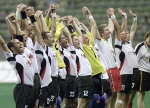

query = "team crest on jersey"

[
  {"left": 27, "top": 60, "right": 32, "bottom": 66},
  {"left": 29, "top": 54, "right": 33, "bottom": 59},
  {"left": 71, "top": 55, "right": 74, "bottom": 59}
]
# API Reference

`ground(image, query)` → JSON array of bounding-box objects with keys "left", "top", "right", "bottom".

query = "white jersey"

[
  {"left": 115, "top": 38, "right": 137, "bottom": 75},
  {"left": 94, "top": 44, "right": 109, "bottom": 79},
  {"left": 95, "top": 38, "right": 117, "bottom": 70},
  {"left": 135, "top": 42, "right": 150, "bottom": 72},
  {"left": 15, "top": 52, "right": 35, "bottom": 86},
  {"left": 35, "top": 41, "right": 52, "bottom": 88},
  {"left": 25, "top": 37, "right": 39, "bottom": 73},
  {"left": 4, "top": 50, "right": 35, "bottom": 86},
  {"left": 75, "top": 48, "right": 92, "bottom": 76},
  {"left": 60, "top": 45, "right": 77, "bottom": 77},
  {"left": 3, "top": 51, "right": 16, "bottom": 66},
  {"left": 58, "top": 68, "right": 67, "bottom": 79},
  {"left": 45, "top": 46, "right": 58, "bottom": 77},
  {"left": 24, "top": 48, "right": 39, "bottom": 74},
  {"left": 26, "top": 37, "right": 34, "bottom": 53}
]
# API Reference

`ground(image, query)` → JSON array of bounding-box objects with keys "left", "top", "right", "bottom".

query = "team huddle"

[{"left": 0, "top": 3, "right": 150, "bottom": 108}]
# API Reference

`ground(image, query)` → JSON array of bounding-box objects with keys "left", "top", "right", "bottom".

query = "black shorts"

[
  {"left": 64, "top": 76, "right": 78, "bottom": 99},
  {"left": 101, "top": 79, "right": 112, "bottom": 96},
  {"left": 92, "top": 74, "right": 102, "bottom": 96},
  {"left": 51, "top": 77, "right": 59, "bottom": 97},
  {"left": 120, "top": 74, "right": 133, "bottom": 93},
  {"left": 132, "top": 68, "right": 150, "bottom": 92},
  {"left": 39, "top": 82, "right": 57, "bottom": 107},
  {"left": 77, "top": 76, "right": 93, "bottom": 98},
  {"left": 13, "top": 84, "right": 36, "bottom": 108},
  {"left": 58, "top": 78, "right": 66, "bottom": 99}
]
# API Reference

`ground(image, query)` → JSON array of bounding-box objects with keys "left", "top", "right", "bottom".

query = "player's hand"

[
  {"left": 107, "top": 8, "right": 115, "bottom": 17},
  {"left": 128, "top": 9, "right": 136, "bottom": 17},
  {"left": 82, "top": 6, "right": 91, "bottom": 18},
  {"left": 17, "top": 3, "right": 26, "bottom": 12},
  {"left": 50, "top": 4, "right": 56, "bottom": 13},
  {"left": 35, "top": 10, "right": 43, "bottom": 18},
  {"left": 26, "top": 7, "right": 35, "bottom": 17},
  {"left": 118, "top": 8, "right": 127, "bottom": 17},
  {"left": 6, "top": 13, "right": 16, "bottom": 22}
]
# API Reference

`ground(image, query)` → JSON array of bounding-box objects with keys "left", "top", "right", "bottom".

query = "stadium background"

[{"left": 0, "top": 0, "right": 150, "bottom": 107}]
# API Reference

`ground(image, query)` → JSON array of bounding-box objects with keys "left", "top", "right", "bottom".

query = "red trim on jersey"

[
  {"left": 29, "top": 54, "right": 33, "bottom": 59},
  {"left": 41, "top": 66, "right": 46, "bottom": 80},
  {"left": 119, "top": 57, "right": 125, "bottom": 71},
  {"left": 68, "top": 64, "right": 71, "bottom": 75}
]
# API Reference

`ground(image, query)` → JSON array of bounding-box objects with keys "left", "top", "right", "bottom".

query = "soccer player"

[
  {"left": 133, "top": 32, "right": 150, "bottom": 108},
  {"left": 71, "top": 18, "right": 93, "bottom": 108},
  {"left": 108, "top": 8, "right": 137, "bottom": 108},
  {"left": 59, "top": 27, "right": 78, "bottom": 108},
  {"left": 31, "top": 14, "right": 53, "bottom": 108},
  {"left": 0, "top": 35, "right": 37, "bottom": 108},
  {"left": 82, "top": 7, "right": 119, "bottom": 108},
  {"left": 42, "top": 7, "right": 59, "bottom": 108}
]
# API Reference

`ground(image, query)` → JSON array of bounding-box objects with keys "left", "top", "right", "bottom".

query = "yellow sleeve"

[
  {"left": 87, "top": 32, "right": 94, "bottom": 46},
  {"left": 54, "top": 22, "right": 64, "bottom": 43},
  {"left": 72, "top": 31, "right": 79, "bottom": 37},
  {"left": 45, "top": 17, "right": 64, "bottom": 43},
  {"left": 56, "top": 50, "right": 66, "bottom": 68},
  {"left": 53, "top": 45, "right": 66, "bottom": 68},
  {"left": 45, "top": 17, "right": 52, "bottom": 31}
]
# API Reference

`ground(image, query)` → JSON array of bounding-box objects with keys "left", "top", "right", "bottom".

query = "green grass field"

[{"left": 0, "top": 83, "right": 150, "bottom": 108}]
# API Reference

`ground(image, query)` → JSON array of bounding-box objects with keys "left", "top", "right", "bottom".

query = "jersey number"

[{"left": 83, "top": 90, "right": 88, "bottom": 96}]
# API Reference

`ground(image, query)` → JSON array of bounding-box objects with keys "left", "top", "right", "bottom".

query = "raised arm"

[
  {"left": 5, "top": 13, "right": 16, "bottom": 38},
  {"left": 107, "top": 8, "right": 121, "bottom": 40},
  {"left": 129, "top": 9, "right": 137, "bottom": 41},
  {"left": 35, "top": 10, "right": 49, "bottom": 33},
  {"left": 63, "top": 26, "right": 73, "bottom": 45},
  {"left": 50, "top": 4, "right": 56, "bottom": 37},
  {"left": 107, "top": 18, "right": 114, "bottom": 34},
  {"left": 80, "top": 22, "right": 89, "bottom": 33},
  {"left": 118, "top": 8, "right": 128, "bottom": 32},
  {"left": 82, "top": 7, "right": 95, "bottom": 26},
  {"left": 72, "top": 18, "right": 82, "bottom": 37},
  {"left": 82, "top": 6, "right": 101, "bottom": 39},
  {"left": 0, "top": 35, "right": 10, "bottom": 52},
  {"left": 16, "top": 3, "right": 29, "bottom": 31},
  {"left": 45, "top": 4, "right": 56, "bottom": 20},
  {"left": 32, "top": 15, "right": 44, "bottom": 46}
]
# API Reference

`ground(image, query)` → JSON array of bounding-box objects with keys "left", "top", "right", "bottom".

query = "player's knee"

[{"left": 116, "top": 99, "right": 124, "bottom": 105}]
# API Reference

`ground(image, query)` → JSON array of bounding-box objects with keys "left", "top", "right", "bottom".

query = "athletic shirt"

[
  {"left": 135, "top": 42, "right": 150, "bottom": 72},
  {"left": 95, "top": 38, "right": 117, "bottom": 70},
  {"left": 115, "top": 38, "right": 137, "bottom": 75},
  {"left": 26, "top": 37, "right": 34, "bottom": 52},
  {"left": 60, "top": 45, "right": 78, "bottom": 77},
  {"left": 46, "top": 18, "right": 66, "bottom": 69},
  {"left": 34, "top": 41, "right": 52, "bottom": 88},
  {"left": 46, "top": 46, "right": 58, "bottom": 77},
  {"left": 83, "top": 44, "right": 105, "bottom": 76},
  {"left": 4, "top": 50, "right": 35, "bottom": 86},
  {"left": 4, "top": 51, "right": 16, "bottom": 66},
  {"left": 94, "top": 45, "right": 108, "bottom": 79},
  {"left": 75, "top": 48, "right": 92, "bottom": 76},
  {"left": 53, "top": 44, "right": 66, "bottom": 68},
  {"left": 24, "top": 48, "right": 39, "bottom": 74}
]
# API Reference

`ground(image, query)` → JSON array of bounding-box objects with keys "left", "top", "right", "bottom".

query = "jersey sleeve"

[{"left": 87, "top": 32, "right": 94, "bottom": 46}]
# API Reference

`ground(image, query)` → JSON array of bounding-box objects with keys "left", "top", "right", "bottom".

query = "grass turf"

[{"left": 0, "top": 83, "right": 150, "bottom": 108}]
